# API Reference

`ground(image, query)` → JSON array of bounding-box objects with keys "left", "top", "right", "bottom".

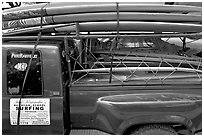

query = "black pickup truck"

[{"left": 2, "top": 38, "right": 202, "bottom": 135}]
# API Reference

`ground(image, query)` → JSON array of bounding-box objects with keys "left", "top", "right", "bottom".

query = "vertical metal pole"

[
  {"left": 75, "top": 22, "right": 83, "bottom": 65},
  {"left": 85, "top": 32, "right": 91, "bottom": 69},
  {"left": 64, "top": 37, "right": 72, "bottom": 85},
  {"left": 109, "top": 47, "right": 114, "bottom": 83},
  {"left": 109, "top": 2, "right": 120, "bottom": 83},
  {"left": 89, "top": 37, "right": 92, "bottom": 52},
  {"left": 63, "top": 37, "right": 71, "bottom": 135},
  {"left": 116, "top": 2, "right": 120, "bottom": 38},
  {"left": 84, "top": 37, "right": 89, "bottom": 69},
  {"left": 182, "top": 36, "right": 186, "bottom": 51}
]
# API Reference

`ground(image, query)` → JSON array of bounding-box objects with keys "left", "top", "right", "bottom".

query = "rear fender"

[
  {"left": 96, "top": 93, "right": 201, "bottom": 135},
  {"left": 116, "top": 115, "right": 194, "bottom": 134}
]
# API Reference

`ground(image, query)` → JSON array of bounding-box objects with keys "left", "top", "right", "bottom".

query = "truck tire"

[{"left": 130, "top": 124, "right": 178, "bottom": 135}]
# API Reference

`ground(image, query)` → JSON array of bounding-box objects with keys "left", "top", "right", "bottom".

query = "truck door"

[{"left": 2, "top": 46, "right": 68, "bottom": 135}]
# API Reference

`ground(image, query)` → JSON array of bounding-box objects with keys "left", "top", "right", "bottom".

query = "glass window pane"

[{"left": 7, "top": 50, "right": 42, "bottom": 95}]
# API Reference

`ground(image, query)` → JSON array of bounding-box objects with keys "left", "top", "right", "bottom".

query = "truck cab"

[{"left": 2, "top": 41, "right": 70, "bottom": 134}]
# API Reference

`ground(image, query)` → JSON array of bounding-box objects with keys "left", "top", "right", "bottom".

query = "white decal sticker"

[
  {"left": 11, "top": 53, "right": 38, "bottom": 58},
  {"left": 14, "top": 63, "right": 27, "bottom": 71},
  {"left": 10, "top": 98, "right": 50, "bottom": 125}
]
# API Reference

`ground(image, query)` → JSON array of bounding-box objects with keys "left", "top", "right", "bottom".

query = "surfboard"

[
  {"left": 2, "top": 24, "right": 73, "bottom": 36},
  {"left": 3, "top": 3, "right": 201, "bottom": 21},
  {"left": 3, "top": 12, "right": 201, "bottom": 30},
  {"left": 72, "top": 67, "right": 201, "bottom": 73},
  {"left": 50, "top": 21, "right": 202, "bottom": 33},
  {"left": 3, "top": 21, "right": 201, "bottom": 36}
]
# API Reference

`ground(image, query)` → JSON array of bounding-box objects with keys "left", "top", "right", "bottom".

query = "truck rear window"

[{"left": 7, "top": 50, "right": 43, "bottom": 95}]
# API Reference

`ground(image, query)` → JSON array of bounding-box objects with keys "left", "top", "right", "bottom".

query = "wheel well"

[{"left": 123, "top": 123, "right": 191, "bottom": 135}]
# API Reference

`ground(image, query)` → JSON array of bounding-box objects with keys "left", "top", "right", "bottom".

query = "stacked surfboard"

[{"left": 2, "top": 2, "right": 202, "bottom": 35}]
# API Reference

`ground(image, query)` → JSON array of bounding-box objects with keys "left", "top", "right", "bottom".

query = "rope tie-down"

[{"left": 16, "top": 3, "right": 48, "bottom": 135}]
